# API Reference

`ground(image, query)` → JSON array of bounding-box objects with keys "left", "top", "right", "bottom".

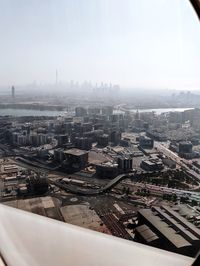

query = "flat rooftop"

[
  {"left": 97, "top": 162, "right": 118, "bottom": 168},
  {"left": 64, "top": 148, "right": 88, "bottom": 156}
]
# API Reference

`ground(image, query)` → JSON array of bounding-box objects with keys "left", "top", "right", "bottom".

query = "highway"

[
  {"left": 121, "top": 177, "right": 200, "bottom": 202},
  {"left": 154, "top": 142, "right": 200, "bottom": 182},
  {"left": 0, "top": 144, "right": 35, "bottom": 158},
  {"left": 15, "top": 157, "right": 60, "bottom": 171},
  {"left": 4, "top": 143, "right": 199, "bottom": 202},
  {"left": 136, "top": 182, "right": 200, "bottom": 196},
  {"left": 154, "top": 141, "right": 184, "bottom": 165},
  {"left": 50, "top": 173, "right": 131, "bottom": 196},
  {"left": 51, "top": 172, "right": 200, "bottom": 202},
  {"left": 12, "top": 154, "right": 200, "bottom": 202}
]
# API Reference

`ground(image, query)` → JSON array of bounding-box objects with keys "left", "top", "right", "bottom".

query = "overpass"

[
  {"left": 15, "top": 157, "right": 60, "bottom": 171},
  {"left": 50, "top": 173, "right": 132, "bottom": 196}
]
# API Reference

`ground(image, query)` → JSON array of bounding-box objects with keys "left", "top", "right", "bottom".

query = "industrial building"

[
  {"left": 136, "top": 206, "right": 200, "bottom": 257},
  {"left": 135, "top": 224, "right": 159, "bottom": 247}
]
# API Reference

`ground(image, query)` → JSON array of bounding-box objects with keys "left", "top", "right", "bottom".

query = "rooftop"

[
  {"left": 153, "top": 207, "right": 198, "bottom": 242},
  {"left": 64, "top": 148, "right": 88, "bottom": 156},
  {"left": 97, "top": 162, "right": 118, "bottom": 168},
  {"left": 162, "top": 206, "right": 200, "bottom": 238},
  {"left": 138, "top": 209, "right": 191, "bottom": 248},
  {"left": 135, "top": 224, "right": 159, "bottom": 243}
]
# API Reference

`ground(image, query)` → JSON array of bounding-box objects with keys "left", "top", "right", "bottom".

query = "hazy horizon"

[{"left": 0, "top": 0, "right": 200, "bottom": 90}]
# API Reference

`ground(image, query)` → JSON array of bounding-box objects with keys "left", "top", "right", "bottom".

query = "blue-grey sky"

[{"left": 0, "top": 0, "right": 200, "bottom": 89}]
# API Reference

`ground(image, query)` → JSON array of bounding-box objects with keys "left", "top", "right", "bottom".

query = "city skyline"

[{"left": 0, "top": 0, "right": 200, "bottom": 90}]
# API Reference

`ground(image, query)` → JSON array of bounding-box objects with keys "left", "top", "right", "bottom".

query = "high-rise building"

[
  {"left": 11, "top": 86, "right": 15, "bottom": 98},
  {"left": 74, "top": 137, "right": 92, "bottom": 150},
  {"left": 110, "top": 130, "right": 121, "bottom": 145},
  {"left": 102, "top": 106, "right": 113, "bottom": 116},
  {"left": 57, "top": 134, "right": 69, "bottom": 147},
  {"left": 178, "top": 141, "right": 194, "bottom": 159},
  {"left": 97, "top": 134, "right": 109, "bottom": 147},
  {"left": 139, "top": 136, "right": 154, "bottom": 149},
  {"left": 75, "top": 107, "right": 87, "bottom": 117},
  {"left": 179, "top": 141, "right": 193, "bottom": 154},
  {"left": 118, "top": 156, "right": 133, "bottom": 172}
]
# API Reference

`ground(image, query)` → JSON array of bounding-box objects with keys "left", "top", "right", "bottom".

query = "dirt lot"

[
  {"left": 60, "top": 203, "right": 110, "bottom": 234},
  {"left": 3, "top": 196, "right": 63, "bottom": 221}
]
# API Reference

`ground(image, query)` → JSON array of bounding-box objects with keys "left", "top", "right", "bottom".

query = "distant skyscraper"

[
  {"left": 11, "top": 86, "right": 15, "bottom": 98},
  {"left": 56, "top": 69, "right": 58, "bottom": 84},
  {"left": 135, "top": 109, "right": 140, "bottom": 120}
]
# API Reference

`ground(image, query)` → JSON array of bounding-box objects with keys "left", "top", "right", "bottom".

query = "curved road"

[{"left": 50, "top": 173, "right": 132, "bottom": 196}]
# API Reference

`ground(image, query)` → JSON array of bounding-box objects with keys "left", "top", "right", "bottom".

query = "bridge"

[{"left": 50, "top": 173, "right": 133, "bottom": 196}]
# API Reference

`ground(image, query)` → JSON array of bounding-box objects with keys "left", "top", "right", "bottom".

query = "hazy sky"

[{"left": 0, "top": 0, "right": 200, "bottom": 89}]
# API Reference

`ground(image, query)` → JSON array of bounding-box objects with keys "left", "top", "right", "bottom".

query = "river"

[
  {"left": 129, "top": 107, "right": 194, "bottom": 115},
  {"left": 0, "top": 107, "right": 194, "bottom": 117}
]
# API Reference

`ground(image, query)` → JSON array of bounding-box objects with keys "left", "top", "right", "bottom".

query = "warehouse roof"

[
  {"left": 138, "top": 209, "right": 191, "bottom": 249},
  {"left": 162, "top": 206, "right": 200, "bottom": 238},
  {"left": 153, "top": 207, "right": 198, "bottom": 242},
  {"left": 135, "top": 224, "right": 159, "bottom": 243}
]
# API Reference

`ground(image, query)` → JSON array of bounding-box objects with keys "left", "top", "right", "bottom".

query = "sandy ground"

[{"left": 60, "top": 203, "right": 111, "bottom": 234}]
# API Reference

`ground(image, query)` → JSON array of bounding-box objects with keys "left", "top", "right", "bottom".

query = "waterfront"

[
  {"left": 0, "top": 107, "right": 194, "bottom": 116},
  {"left": 130, "top": 107, "right": 194, "bottom": 114},
  {"left": 0, "top": 108, "right": 65, "bottom": 116}
]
